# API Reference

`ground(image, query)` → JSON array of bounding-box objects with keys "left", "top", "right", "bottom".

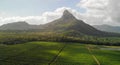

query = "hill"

[
  {"left": 0, "top": 21, "right": 42, "bottom": 31},
  {"left": 93, "top": 25, "right": 120, "bottom": 33}
]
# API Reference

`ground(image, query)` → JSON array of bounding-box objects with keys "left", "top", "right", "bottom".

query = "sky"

[
  {"left": 0, "top": 0, "right": 81, "bottom": 16},
  {"left": 0, "top": 0, "right": 120, "bottom": 26}
]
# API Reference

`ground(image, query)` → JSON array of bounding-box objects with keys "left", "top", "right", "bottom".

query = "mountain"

[
  {"left": 93, "top": 25, "right": 120, "bottom": 33},
  {"left": 0, "top": 10, "right": 120, "bottom": 37},
  {"left": 43, "top": 10, "right": 120, "bottom": 36},
  {"left": 0, "top": 21, "right": 42, "bottom": 30}
]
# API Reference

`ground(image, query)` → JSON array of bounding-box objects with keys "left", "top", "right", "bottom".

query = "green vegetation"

[
  {"left": 0, "top": 32, "right": 120, "bottom": 46},
  {"left": 89, "top": 45, "right": 120, "bottom": 65},
  {"left": 0, "top": 9, "right": 120, "bottom": 65},
  {"left": 0, "top": 42, "right": 64, "bottom": 65},
  {"left": 52, "top": 44, "right": 96, "bottom": 65},
  {"left": 0, "top": 42, "right": 119, "bottom": 65}
]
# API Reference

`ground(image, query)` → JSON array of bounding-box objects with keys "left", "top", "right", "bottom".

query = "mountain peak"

[
  {"left": 62, "top": 10, "right": 76, "bottom": 19},
  {"left": 63, "top": 10, "right": 71, "bottom": 14}
]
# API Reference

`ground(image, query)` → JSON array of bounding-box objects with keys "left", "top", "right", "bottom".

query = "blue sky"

[{"left": 0, "top": 0, "right": 82, "bottom": 16}]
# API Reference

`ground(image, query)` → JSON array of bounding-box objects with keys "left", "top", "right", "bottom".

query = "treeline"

[{"left": 0, "top": 32, "right": 120, "bottom": 46}]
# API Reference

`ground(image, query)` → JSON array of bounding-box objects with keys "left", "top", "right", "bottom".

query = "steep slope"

[
  {"left": 44, "top": 10, "right": 118, "bottom": 36},
  {"left": 93, "top": 25, "right": 120, "bottom": 33}
]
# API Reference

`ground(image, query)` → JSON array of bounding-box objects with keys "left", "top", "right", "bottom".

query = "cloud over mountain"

[{"left": 0, "top": 7, "right": 83, "bottom": 26}]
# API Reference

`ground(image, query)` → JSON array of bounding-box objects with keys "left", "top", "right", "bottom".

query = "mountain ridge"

[
  {"left": 0, "top": 10, "right": 120, "bottom": 37},
  {"left": 93, "top": 25, "right": 120, "bottom": 33}
]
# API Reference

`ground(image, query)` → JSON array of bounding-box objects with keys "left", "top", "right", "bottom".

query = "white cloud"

[
  {"left": 0, "top": 7, "right": 83, "bottom": 26},
  {"left": 0, "top": 10, "right": 61, "bottom": 26},
  {"left": 77, "top": 0, "right": 120, "bottom": 26},
  {"left": 1, "top": 0, "right": 120, "bottom": 26}
]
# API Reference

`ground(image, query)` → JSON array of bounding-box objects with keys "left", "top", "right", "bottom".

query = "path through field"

[
  {"left": 0, "top": 42, "right": 120, "bottom": 65},
  {"left": 48, "top": 43, "right": 67, "bottom": 65},
  {"left": 86, "top": 45, "right": 101, "bottom": 65},
  {"left": 52, "top": 43, "right": 97, "bottom": 65}
]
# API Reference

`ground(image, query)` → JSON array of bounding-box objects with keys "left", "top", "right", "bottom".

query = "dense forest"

[{"left": 0, "top": 32, "right": 120, "bottom": 46}]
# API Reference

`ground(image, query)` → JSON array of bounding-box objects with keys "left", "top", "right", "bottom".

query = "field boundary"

[
  {"left": 48, "top": 43, "right": 67, "bottom": 65},
  {"left": 86, "top": 45, "right": 101, "bottom": 65}
]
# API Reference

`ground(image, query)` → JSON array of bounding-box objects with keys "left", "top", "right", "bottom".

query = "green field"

[
  {"left": 0, "top": 42, "right": 120, "bottom": 65},
  {"left": 90, "top": 45, "right": 120, "bottom": 65}
]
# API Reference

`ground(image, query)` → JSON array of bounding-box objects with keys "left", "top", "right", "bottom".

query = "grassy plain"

[{"left": 0, "top": 42, "right": 119, "bottom": 65}]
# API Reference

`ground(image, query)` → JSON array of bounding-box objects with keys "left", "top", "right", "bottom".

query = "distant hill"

[
  {"left": 0, "top": 21, "right": 42, "bottom": 30},
  {"left": 93, "top": 25, "right": 120, "bottom": 33},
  {"left": 0, "top": 10, "right": 120, "bottom": 37}
]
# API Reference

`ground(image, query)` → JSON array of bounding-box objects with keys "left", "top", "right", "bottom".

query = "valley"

[{"left": 0, "top": 10, "right": 120, "bottom": 65}]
